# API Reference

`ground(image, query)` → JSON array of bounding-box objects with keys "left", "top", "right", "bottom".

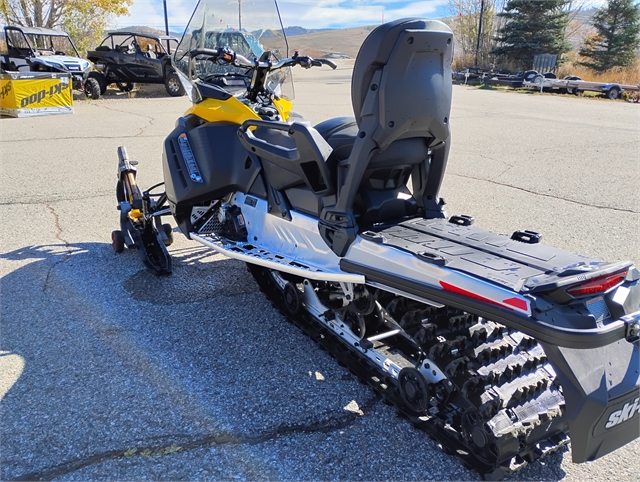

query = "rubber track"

[{"left": 248, "top": 265, "right": 571, "bottom": 480}]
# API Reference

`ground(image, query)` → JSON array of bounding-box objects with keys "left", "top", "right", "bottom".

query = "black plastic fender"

[
  {"left": 541, "top": 340, "right": 640, "bottom": 463},
  {"left": 162, "top": 116, "right": 262, "bottom": 235}
]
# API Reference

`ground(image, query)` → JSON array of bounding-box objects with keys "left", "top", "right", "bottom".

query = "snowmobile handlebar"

[
  {"left": 188, "top": 48, "right": 337, "bottom": 72},
  {"left": 285, "top": 51, "right": 337, "bottom": 70},
  {"left": 189, "top": 47, "right": 243, "bottom": 64}
]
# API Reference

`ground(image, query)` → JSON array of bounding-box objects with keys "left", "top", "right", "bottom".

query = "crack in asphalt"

[
  {"left": 482, "top": 155, "right": 515, "bottom": 177},
  {"left": 0, "top": 192, "right": 113, "bottom": 206},
  {"left": 42, "top": 205, "right": 73, "bottom": 293},
  {"left": 494, "top": 165, "right": 515, "bottom": 179},
  {"left": 2, "top": 134, "right": 165, "bottom": 143},
  {"left": 139, "top": 116, "right": 156, "bottom": 137},
  {"left": 92, "top": 103, "right": 156, "bottom": 137},
  {"left": 12, "top": 395, "right": 380, "bottom": 481},
  {"left": 450, "top": 173, "right": 638, "bottom": 214}
]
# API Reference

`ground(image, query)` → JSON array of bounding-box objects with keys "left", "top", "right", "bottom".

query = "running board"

[{"left": 190, "top": 232, "right": 364, "bottom": 284}]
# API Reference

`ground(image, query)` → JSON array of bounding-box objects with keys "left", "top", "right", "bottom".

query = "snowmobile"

[{"left": 111, "top": 0, "right": 640, "bottom": 479}]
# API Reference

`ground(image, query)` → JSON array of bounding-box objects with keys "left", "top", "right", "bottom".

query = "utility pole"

[
  {"left": 239, "top": 0, "right": 242, "bottom": 31},
  {"left": 163, "top": 0, "right": 170, "bottom": 52},
  {"left": 474, "top": 0, "right": 485, "bottom": 67}
]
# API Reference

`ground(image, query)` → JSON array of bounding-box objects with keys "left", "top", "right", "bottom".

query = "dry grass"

[
  {"left": 557, "top": 61, "right": 640, "bottom": 86},
  {"left": 262, "top": 26, "right": 373, "bottom": 59},
  {"left": 452, "top": 55, "right": 478, "bottom": 72}
]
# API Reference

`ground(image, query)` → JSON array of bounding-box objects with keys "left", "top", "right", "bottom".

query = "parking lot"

[{"left": 1, "top": 61, "right": 639, "bottom": 481}]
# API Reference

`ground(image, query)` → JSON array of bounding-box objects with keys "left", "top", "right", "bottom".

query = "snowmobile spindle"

[{"left": 112, "top": 146, "right": 173, "bottom": 275}]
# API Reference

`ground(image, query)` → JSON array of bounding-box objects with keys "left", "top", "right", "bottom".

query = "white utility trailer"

[{"left": 524, "top": 73, "right": 640, "bottom": 99}]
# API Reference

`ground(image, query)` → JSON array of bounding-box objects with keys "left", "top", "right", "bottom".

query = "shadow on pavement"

[
  {"left": 0, "top": 242, "right": 569, "bottom": 482},
  {"left": 0, "top": 242, "right": 385, "bottom": 481},
  {"left": 74, "top": 83, "right": 184, "bottom": 102}
]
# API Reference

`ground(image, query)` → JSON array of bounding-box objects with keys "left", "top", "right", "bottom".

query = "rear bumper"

[{"left": 542, "top": 339, "right": 640, "bottom": 463}]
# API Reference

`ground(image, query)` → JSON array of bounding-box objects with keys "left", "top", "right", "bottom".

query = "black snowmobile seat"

[
  {"left": 314, "top": 117, "right": 358, "bottom": 160},
  {"left": 319, "top": 19, "right": 453, "bottom": 230},
  {"left": 318, "top": 18, "right": 454, "bottom": 254}
]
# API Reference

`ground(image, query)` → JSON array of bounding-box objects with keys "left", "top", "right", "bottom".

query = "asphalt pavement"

[{"left": 1, "top": 64, "right": 639, "bottom": 482}]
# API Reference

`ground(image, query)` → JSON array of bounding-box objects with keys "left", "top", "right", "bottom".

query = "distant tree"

[
  {"left": 0, "top": 0, "right": 132, "bottom": 54},
  {"left": 447, "top": 0, "right": 501, "bottom": 67},
  {"left": 564, "top": 1, "right": 605, "bottom": 46},
  {"left": 579, "top": 0, "right": 640, "bottom": 71},
  {"left": 491, "top": 0, "right": 572, "bottom": 69}
]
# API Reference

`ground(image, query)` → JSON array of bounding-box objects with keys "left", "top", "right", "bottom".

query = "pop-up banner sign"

[{"left": 1, "top": 71, "right": 73, "bottom": 117}]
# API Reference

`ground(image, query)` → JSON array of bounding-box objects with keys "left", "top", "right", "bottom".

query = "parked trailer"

[
  {"left": 524, "top": 74, "right": 640, "bottom": 100},
  {"left": 454, "top": 69, "right": 539, "bottom": 88}
]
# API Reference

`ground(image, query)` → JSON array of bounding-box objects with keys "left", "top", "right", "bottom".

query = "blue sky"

[
  {"left": 110, "top": 0, "right": 606, "bottom": 35},
  {"left": 109, "top": 0, "right": 452, "bottom": 33}
]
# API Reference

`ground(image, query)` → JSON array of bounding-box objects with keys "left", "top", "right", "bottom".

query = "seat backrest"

[
  {"left": 351, "top": 17, "right": 453, "bottom": 148},
  {"left": 319, "top": 18, "right": 454, "bottom": 256}
]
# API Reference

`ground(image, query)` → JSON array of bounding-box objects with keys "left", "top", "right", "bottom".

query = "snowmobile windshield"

[{"left": 173, "top": 0, "right": 292, "bottom": 102}]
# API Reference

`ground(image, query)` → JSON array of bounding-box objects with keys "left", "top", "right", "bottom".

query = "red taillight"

[{"left": 565, "top": 271, "right": 628, "bottom": 298}]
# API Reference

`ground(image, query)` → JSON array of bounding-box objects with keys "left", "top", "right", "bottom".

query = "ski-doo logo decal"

[
  {"left": 18, "top": 83, "right": 65, "bottom": 108},
  {"left": 1, "top": 82, "right": 12, "bottom": 99},
  {"left": 605, "top": 397, "right": 640, "bottom": 429},
  {"left": 178, "top": 133, "right": 203, "bottom": 183},
  {"left": 439, "top": 281, "right": 530, "bottom": 314}
]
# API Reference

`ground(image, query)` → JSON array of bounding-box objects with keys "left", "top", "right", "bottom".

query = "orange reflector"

[{"left": 566, "top": 271, "right": 627, "bottom": 298}]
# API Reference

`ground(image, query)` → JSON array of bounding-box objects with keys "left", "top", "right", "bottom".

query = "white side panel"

[{"left": 345, "top": 238, "right": 532, "bottom": 316}]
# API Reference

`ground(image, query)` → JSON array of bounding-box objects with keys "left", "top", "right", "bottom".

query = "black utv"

[
  {"left": 86, "top": 32, "right": 185, "bottom": 97},
  {"left": 0, "top": 25, "right": 101, "bottom": 98}
]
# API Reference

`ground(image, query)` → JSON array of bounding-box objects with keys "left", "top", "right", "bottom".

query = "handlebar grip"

[
  {"left": 189, "top": 48, "right": 220, "bottom": 58},
  {"left": 320, "top": 59, "right": 337, "bottom": 69},
  {"left": 238, "top": 122, "right": 299, "bottom": 164}
]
